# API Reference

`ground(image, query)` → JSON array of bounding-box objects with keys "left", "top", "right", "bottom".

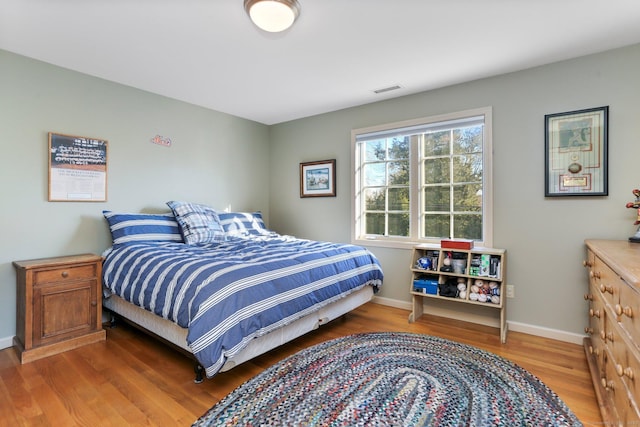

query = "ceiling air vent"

[{"left": 373, "top": 85, "right": 402, "bottom": 94}]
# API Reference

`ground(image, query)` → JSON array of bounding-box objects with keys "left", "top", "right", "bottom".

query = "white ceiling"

[{"left": 2, "top": 0, "right": 640, "bottom": 125}]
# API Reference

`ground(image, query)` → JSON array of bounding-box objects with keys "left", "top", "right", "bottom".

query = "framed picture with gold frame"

[
  {"left": 48, "top": 132, "right": 108, "bottom": 202},
  {"left": 300, "top": 159, "right": 336, "bottom": 198},
  {"left": 544, "top": 106, "right": 608, "bottom": 197}
]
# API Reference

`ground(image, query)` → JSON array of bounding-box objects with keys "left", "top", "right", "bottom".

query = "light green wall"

[
  {"left": 2, "top": 44, "right": 639, "bottom": 345},
  {"left": 268, "top": 43, "right": 640, "bottom": 336},
  {"left": 0, "top": 50, "right": 269, "bottom": 341}
]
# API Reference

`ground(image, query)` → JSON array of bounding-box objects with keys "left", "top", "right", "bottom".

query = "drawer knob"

[
  {"left": 600, "top": 330, "right": 613, "bottom": 342},
  {"left": 615, "top": 304, "right": 623, "bottom": 316},
  {"left": 616, "top": 365, "right": 635, "bottom": 379},
  {"left": 61, "top": 271, "right": 69, "bottom": 278},
  {"left": 91, "top": 301, "right": 97, "bottom": 307},
  {"left": 625, "top": 367, "right": 634, "bottom": 380},
  {"left": 589, "top": 308, "right": 601, "bottom": 318},
  {"left": 590, "top": 270, "right": 601, "bottom": 279},
  {"left": 584, "top": 327, "right": 593, "bottom": 334},
  {"left": 601, "top": 378, "right": 615, "bottom": 390},
  {"left": 583, "top": 293, "right": 593, "bottom": 301},
  {"left": 583, "top": 260, "right": 593, "bottom": 268},
  {"left": 615, "top": 304, "right": 633, "bottom": 317},
  {"left": 599, "top": 283, "right": 613, "bottom": 294}
]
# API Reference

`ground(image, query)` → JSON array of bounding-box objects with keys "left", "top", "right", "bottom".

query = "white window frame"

[{"left": 351, "top": 106, "right": 493, "bottom": 249}]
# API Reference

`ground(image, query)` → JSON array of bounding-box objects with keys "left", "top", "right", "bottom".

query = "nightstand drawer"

[{"left": 34, "top": 264, "right": 97, "bottom": 285}]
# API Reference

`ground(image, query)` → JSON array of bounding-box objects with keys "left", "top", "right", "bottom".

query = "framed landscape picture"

[{"left": 300, "top": 159, "right": 336, "bottom": 198}]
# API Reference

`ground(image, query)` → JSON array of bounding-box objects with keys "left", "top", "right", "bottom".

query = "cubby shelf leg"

[{"left": 408, "top": 294, "right": 423, "bottom": 323}]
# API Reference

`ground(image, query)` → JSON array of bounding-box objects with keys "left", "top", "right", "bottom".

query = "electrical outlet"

[{"left": 506, "top": 285, "right": 515, "bottom": 298}]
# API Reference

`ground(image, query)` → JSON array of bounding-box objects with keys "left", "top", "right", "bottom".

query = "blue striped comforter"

[{"left": 102, "top": 234, "right": 383, "bottom": 378}]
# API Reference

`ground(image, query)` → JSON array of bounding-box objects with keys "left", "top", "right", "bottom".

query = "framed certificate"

[{"left": 544, "top": 106, "right": 608, "bottom": 197}]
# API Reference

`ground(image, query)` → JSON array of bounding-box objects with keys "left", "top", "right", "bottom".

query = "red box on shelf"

[{"left": 441, "top": 239, "right": 474, "bottom": 250}]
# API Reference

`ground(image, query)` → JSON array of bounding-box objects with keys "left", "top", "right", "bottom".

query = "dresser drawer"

[
  {"left": 617, "top": 279, "right": 640, "bottom": 353},
  {"left": 609, "top": 324, "right": 640, "bottom": 405},
  {"left": 593, "top": 254, "right": 621, "bottom": 308},
  {"left": 588, "top": 284, "right": 606, "bottom": 349},
  {"left": 33, "top": 263, "right": 98, "bottom": 285},
  {"left": 604, "top": 346, "right": 640, "bottom": 427}
]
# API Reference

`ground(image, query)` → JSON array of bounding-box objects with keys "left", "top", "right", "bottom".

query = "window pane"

[
  {"left": 454, "top": 214, "right": 482, "bottom": 240},
  {"left": 365, "top": 140, "right": 386, "bottom": 161},
  {"left": 424, "top": 214, "right": 450, "bottom": 238},
  {"left": 363, "top": 163, "right": 385, "bottom": 186},
  {"left": 453, "top": 126, "right": 483, "bottom": 155},
  {"left": 389, "top": 187, "right": 409, "bottom": 210},
  {"left": 423, "top": 158, "right": 450, "bottom": 184},
  {"left": 388, "top": 137, "right": 409, "bottom": 160},
  {"left": 388, "top": 161, "right": 409, "bottom": 185},
  {"left": 388, "top": 213, "right": 409, "bottom": 237},
  {"left": 453, "top": 154, "right": 482, "bottom": 183},
  {"left": 423, "top": 131, "right": 450, "bottom": 156},
  {"left": 423, "top": 186, "right": 450, "bottom": 212},
  {"left": 365, "top": 213, "right": 385, "bottom": 235},
  {"left": 365, "top": 188, "right": 385, "bottom": 210},
  {"left": 453, "top": 183, "right": 482, "bottom": 212}
]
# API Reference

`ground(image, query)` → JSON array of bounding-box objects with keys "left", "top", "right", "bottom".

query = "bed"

[{"left": 101, "top": 204, "right": 383, "bottom": 381}]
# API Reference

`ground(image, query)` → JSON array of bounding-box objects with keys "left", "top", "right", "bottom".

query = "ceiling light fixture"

[{"left": 244, "top": 0, "right": 301, "bottom": 33}]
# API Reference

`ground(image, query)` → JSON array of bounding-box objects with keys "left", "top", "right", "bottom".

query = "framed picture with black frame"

[{"left": 544, "top": 106, "right": 608, "bottom": 197}]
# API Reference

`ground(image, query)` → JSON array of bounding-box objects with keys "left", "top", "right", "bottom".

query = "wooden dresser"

[
  {"left": 584, "top": 239, "right": 640, "bottom": 426},
  {"left": 13, "top": 254, "right": 106, "bottom": 363}
]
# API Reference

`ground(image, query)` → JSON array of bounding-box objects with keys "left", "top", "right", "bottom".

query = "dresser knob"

[
  {"left": 61, "top": 271, "right": 69, "bottom": 278},
  {"left": 599, "top": 283, "right": 613, "bottom": 294},
  {"left": 601, "top": 378, "right": 615, "bottom": 390},
  {"left": 91, "top": 301, "right": 97, "bottom": 307},
  {"left": 615, "top": 304, "right": 623, "bottom": 316},
  {"left": 600, "top": 330, "right": 613, "bottom": 342},
  {"left": 584, "top": 327, "right": 593, "bottom": 334},
  {"left": 584, "top": 293, "right": 593, "bottom": 301},
  {"left": 624, "top": 306, "right": 634, "bottom": 318},
  {"left": 589, "top": 308, "right": 601, "bottom": 318},
  {"left": 583, "top": 260, "right": 593, "bottom": 268},
  {"left": 590, "top": 270, "right": 601, "bottom": 279},
  {"left": 624, "top": 367, "right": 634, "bottom": 379}
]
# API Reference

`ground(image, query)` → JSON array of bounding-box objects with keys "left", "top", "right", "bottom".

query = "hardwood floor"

[{"left": 0, "top": 302, "right": 601, "bottom": 426}]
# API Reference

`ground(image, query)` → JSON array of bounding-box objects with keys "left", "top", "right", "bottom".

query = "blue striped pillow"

[
  {"left": 166, "top": 201, "right": 226, "bottom": 244},
  {"left": 218, "top": 211, "right": 268, "bottom": 236},
  {"left": 103, "top": 211, "right": 184, "bottom": 245}
]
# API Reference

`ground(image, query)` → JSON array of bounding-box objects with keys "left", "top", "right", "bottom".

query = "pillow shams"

[
  {"left": 103, "top": 211, "right": 184, "bottom": 245},
  {"left": 166, "top": 201, "right": 226, "bottom": 244},
  {"left": 218, "top": 211, "right": 268, "bottom": 236}
]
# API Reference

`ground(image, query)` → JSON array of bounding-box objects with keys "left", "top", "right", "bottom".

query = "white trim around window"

[{"left": 351, "top": 107, "right": 493, "bottom": 249}]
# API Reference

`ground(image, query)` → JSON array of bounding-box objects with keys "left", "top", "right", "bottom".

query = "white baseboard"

[
  {"left": 0, "top": 298, "right": 582, "bottom": 350},
  {"left": 0, "top": 336, "right": 13, "bottom": 351},
  {"left": 371, "top": 296, "right": 584, "bottom": 345}
]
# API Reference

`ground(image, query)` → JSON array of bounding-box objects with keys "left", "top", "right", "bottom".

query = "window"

[{"left": 352, "top": 107, "right": 492, "bottom": 248}]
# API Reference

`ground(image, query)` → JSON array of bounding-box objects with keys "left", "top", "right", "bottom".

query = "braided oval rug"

[{"left": 193, "top": 332, "right": 581, "bottom": 426}]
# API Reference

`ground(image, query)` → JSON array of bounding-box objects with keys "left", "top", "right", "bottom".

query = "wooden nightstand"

[{"left": 13, "top": 253, "right": 106, "bottom": 363}]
